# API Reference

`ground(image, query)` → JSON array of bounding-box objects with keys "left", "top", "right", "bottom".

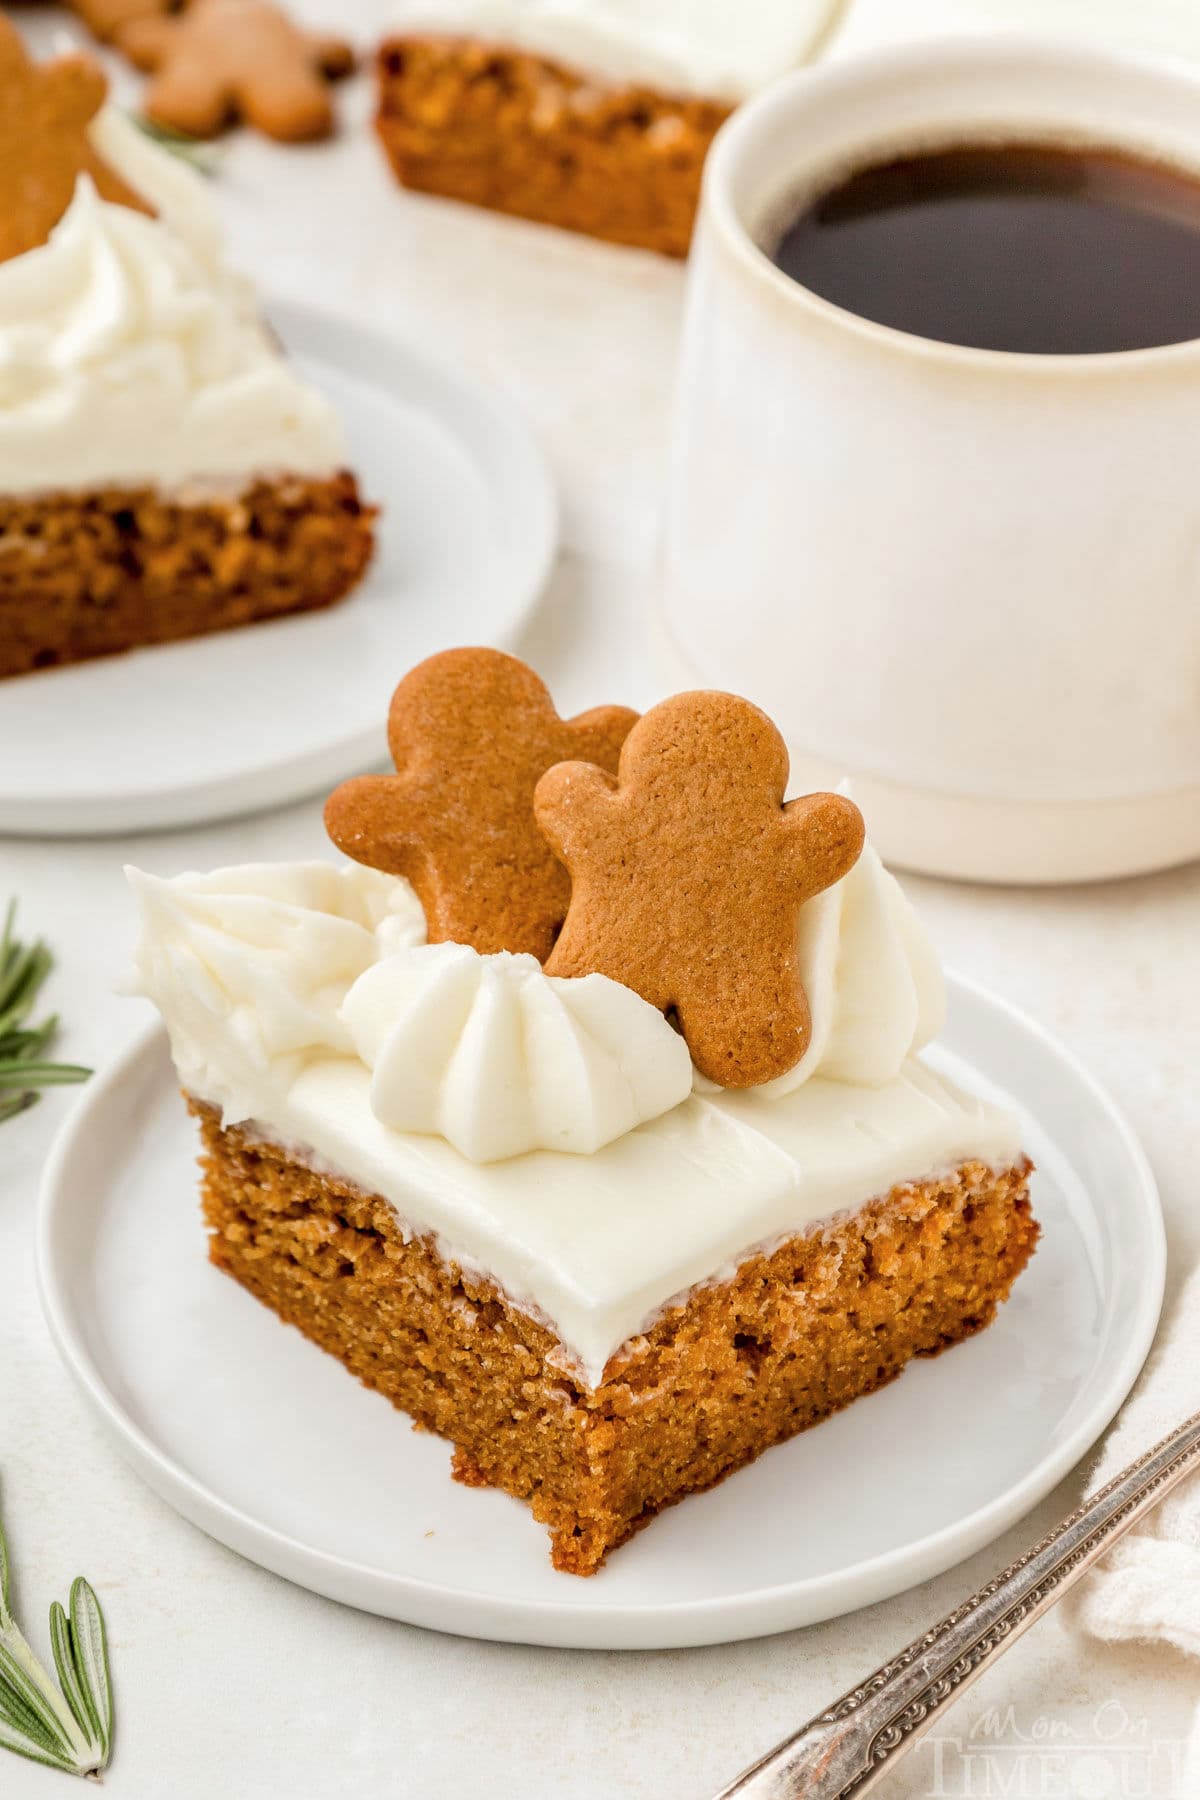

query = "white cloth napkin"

[{"left": 1067, "top": 1261, "right": 1200, "bottom": 1778}]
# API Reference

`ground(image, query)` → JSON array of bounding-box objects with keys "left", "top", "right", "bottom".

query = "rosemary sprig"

[
  {"left": 128, "top": 112, "right": 221, "bottom": 177},
  {"left": 0, "top": 902, "right": 90, "bottom": 1125},
  {"left": 0, "top": 1508, "right": 114, "bottom": 1779}
]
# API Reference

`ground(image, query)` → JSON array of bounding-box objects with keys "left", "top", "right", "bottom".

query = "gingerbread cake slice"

[
  {"left": 376, "top": 1, "right": 837, "bottom": 255},
  {"left": 129, "top": 653, "right": 1037, "bottom": 1576},
  {"left": 0, "top": 29, "right": 374, "bottom": 680}
]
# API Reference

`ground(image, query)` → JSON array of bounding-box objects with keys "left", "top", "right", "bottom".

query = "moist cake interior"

[
  {"left": 376, "top": 37, "right": 730, "bottom": 256},
  {"left": 0, "top": 474, "right": 375, "bottom": 678}
]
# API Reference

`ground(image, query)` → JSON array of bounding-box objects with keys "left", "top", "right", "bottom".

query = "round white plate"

[
  {"left": 38, "top": 974, "right": 1163, "bottom": 1650},
  {"left": 0, "top": 301, "right": 557, "bottom": 837}
]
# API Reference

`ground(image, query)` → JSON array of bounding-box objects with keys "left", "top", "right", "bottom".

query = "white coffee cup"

[{"left": 661, "top": 37, "right": 1200, "bottom": 883}]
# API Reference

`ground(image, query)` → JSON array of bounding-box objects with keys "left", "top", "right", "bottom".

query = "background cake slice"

[
  {"left": 376, "top": 0, "right": 836, "bottom": 255},
  {"left": 0, "top": 28, "right": 375, "bottom": 680},
  {"left": 130, "top": 663, "right": 1037, "bottom": 1576}
]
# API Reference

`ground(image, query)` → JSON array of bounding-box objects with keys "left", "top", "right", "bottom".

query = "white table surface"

[{"left": 4, "top": 3, "right": 1199, "bottom": 1796}]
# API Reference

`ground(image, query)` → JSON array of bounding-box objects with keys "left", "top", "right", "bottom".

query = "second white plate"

[
  {"left": 37, "top": 974, "right": 1163, "bottom": 1650},
  {"left": 0, "top": 301, "right": 557, "bottom": 836}
]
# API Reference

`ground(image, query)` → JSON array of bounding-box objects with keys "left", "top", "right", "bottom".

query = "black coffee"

[{"left": 770, "top": 142, "right": 1200, "bottom": 354}]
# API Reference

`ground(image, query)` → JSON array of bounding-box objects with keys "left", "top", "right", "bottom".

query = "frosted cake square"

[
  {"left": 0, "top": 29, "right": 374, "bottom": 679},
  {"left": 375, "top": 0, "right": 835, "bottom": 256},
  {"left": 130, "top": 651, "right": 1036, "bottom": 1574}
]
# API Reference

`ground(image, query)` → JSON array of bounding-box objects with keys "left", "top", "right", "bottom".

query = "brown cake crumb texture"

[
  {"left": 376, "top": 35, "right": 731, "bottom": 257},
  {"left": 192, "top": 1099, "right": 1038, "bottom": 1576},
  {"left": 0, "top": 471, "right": 375, "bottom": 678}
]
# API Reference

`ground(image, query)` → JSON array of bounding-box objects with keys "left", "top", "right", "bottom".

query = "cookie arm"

[
  {"left": 73, "top": 0, "right": 167, "bottom": 47},
  {"left": 533, "top": 760, "right": 619, "bottom": 865},
  {"left": 780, "top": 792, "right": 866, "bottom": 900},
  {"left": 325, "top": 775, "right": 420, "bottom": 877},
  {"left": 142, "top": 46, "right": 236, "bottom": 138},
  {"left": 40, "top": 53, "right": 108, "bottom": 121},
  {"left": 82, "top": 148, "right": 156, "bottom": 216},
  {"left": 237, "top": 58, "right": 336, "bottom": 142},
  {"left": 115, "top": 15, "right": 177, "bottom": 72},
  {"left": 566, "top": 703, "right": 640, "bottom": 771},
  {"left": 308, "top": 32, "right": 356, "bottom": 79},
  {"left": 41, "top": 55, "right": 154, "bottom": 218}
]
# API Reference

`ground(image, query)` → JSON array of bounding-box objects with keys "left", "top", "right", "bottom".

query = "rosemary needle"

[
  {"left": 128, "top": 112, "right": 221, "bottom": 177},
  {"left": 0, "top": 1507, "right": 114, "bottom": 1779},
  {"left": 0, "top": 902, "right": 90, "bottom": 1124}
]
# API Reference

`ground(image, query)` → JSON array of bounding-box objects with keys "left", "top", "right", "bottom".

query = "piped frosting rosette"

[
  {"left": 127, "top": 862, "right": 427, "bottom": 1112},
  {"left": 700, "top": 840, "right": 946, "bottom": 1098},
  {"left": 341, "top": 942, "right": 693, "bottom": 1162}
]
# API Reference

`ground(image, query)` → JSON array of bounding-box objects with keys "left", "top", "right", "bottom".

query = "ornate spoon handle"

[{"left": 713, "top": 1409, "right": 1200, "bottom": 1799}]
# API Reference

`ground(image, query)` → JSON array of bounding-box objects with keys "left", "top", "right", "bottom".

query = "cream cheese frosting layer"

[
  {"left": 0, "top": 115, "right": 344, "bottom": 495},
  {"left": 129, "top": 858, "right": 1023, "bottom": 1387},
  {"left": 389, "top": 0, "right": 837, "bottom": 101},
  {"left": 268, "top": 1054, "right": 1019, "bottom": 1387}
]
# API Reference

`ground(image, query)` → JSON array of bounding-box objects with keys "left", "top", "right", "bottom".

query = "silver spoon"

[{"left": 711, "top": 1409, "right": 1200, "bottom": 1799}]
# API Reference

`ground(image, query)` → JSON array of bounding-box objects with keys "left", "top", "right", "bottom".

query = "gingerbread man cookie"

[
  {"left": 119, "top": 0, "right": 355, "bottom": 142},
  {"left": 535, "top": 691, "right": 865, "bottom": 1087},
  {"left": 325, "top": 649, "right": 638, "bottom": 961},
  {"left": 0, "top": 19, "right": 153, "bottom": 265}
]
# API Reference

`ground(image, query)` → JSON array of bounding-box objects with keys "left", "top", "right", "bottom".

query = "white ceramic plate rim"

[
  {"left": 36, "top": 973, "right": 1165, "bottom": 1649},
  {"left": 0, "top": 298, "right": 558, "bottom": 838}
]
